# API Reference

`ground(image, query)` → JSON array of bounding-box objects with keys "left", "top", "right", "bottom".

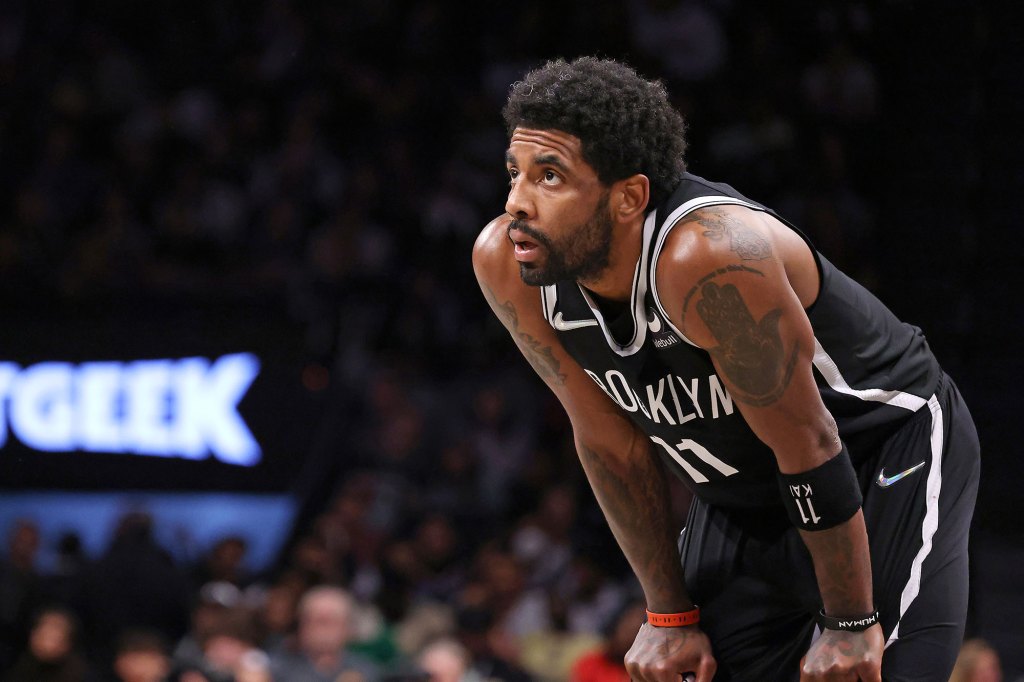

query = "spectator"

[
  {"left": 568, "top": 603, "right": 646, "bottom": 682},
  {"left": 43, "top": 533, "right": 88, "bottom": 609},
  {"left": 76, "top": 512, "right": 191, "bottom": 666},
  {"left": 192, "top": 537, "right": 251, "bottom": 591},
  {"left": 517, "top": 592, "right": 601, "bottom": 682},
  {"left": 198, "top": 608, "right": 270, "bottom": 682},
  {"left": 416, "top": 638, "right": 482, "bottom": 682},
  {"left": 112, "top": 630, "right": 171, "bottom": 682},
  {"left": 2, "top": 606, "right": 92, "bottom": 682},
  {"left": 407, "top": 514, "right": 467, "bottom": 604},
  {"left": 173, "top": 581, "right": 243, "bottom": 671},
  {"left": 950, "top": 639, "right": 1003, "bottom": 682},
  {"left": 510, "top": 486, "right": 577, "bottom": 591},
  {"left": 256, "top": 579, "right": 303, "bottom": 652},
  {"left": 270, "top": 585, "right": 379, "bottom": 682},
  {"left": 470, "top": 547, "right": 551, "bottom": 640},
  {"left": 470, "top": 386, "right": 537, "bottom": 517},
  {"left": 453, "top": 606, "right": 532, "bottom": 682},
  {"left": 560, "top": 550, "right": 628, "bottom": 637},
  {"left": 0, "top": 520, "right": 41, "bottom": 671},
  {"left": 394, "top": 603, "right": 456, "bottom": 662}
]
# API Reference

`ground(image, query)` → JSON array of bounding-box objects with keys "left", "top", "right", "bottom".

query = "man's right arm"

[{"left": 472, "top": 216, "right": 715, "bottom": 681}]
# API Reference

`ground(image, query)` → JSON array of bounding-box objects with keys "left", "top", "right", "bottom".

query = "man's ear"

[{"left": 612, "top": 174, "right": 650, "bottom": 221}]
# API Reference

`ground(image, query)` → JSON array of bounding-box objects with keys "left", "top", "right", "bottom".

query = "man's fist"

[{"left": 624, "top": 623, "right": 716, "bottom": 682}]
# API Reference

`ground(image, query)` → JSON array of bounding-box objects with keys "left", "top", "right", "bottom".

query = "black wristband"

[
  {"left": 777, "top": 444, "right": 862, "bottom": 530},
  {"left": 817, "top": 609, "right": 880, "bottom": 632}
]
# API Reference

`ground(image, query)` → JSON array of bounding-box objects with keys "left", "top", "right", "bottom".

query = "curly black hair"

[{"left": 502, "top": 57, "right": 687, "bottom": 208}]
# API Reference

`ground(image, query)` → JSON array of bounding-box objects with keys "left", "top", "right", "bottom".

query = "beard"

[{"left": 510, "top": 193, "right": 613, "bottom": 287}]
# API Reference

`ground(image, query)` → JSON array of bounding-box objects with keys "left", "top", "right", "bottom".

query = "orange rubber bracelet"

[{"left": 646, "top": 607, "right": 700, "bottom": 627}]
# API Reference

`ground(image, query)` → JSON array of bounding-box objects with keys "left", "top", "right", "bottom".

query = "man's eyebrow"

[
  {"left": 504, "top": 150, "right": 570, "bottom": 172},
  {"left": 533, "top": 153, "right": 569, "bottom": 172}
]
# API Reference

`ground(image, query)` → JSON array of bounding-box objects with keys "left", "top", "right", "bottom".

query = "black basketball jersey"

[{"left": 540, "top": 173, "right": 941, "bottom": 508}]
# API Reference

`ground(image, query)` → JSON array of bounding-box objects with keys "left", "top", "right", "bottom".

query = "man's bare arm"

[
  {"left": 472, "top": 215, "right": 693, "bottom": 613},
  {"left": 658, "top": 205, "right": 882, "bottom": 677}
]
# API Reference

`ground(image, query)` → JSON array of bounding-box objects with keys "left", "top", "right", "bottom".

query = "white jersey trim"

[
  {"left": 575, "top": 209, "right": 660, "bottom": 357},
  {"left": 812, "top": 339, "right": 927, "bottom": 412},
  {"left": 884, "top": 393, "right": 944, "bottom": 648},
  {"left": 540, "top": 285, "right": 558, "bottom": 324},
  {"left": 648, "top": 195, "right": 768, "bottom": 349}
]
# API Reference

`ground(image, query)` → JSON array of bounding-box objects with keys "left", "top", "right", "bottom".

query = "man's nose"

[{"left": 505, "top": 179, "right": 534, "bottom": 219}]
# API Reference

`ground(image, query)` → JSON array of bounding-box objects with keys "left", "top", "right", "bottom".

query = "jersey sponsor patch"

[{"left": 646, "top": 307, "right": 680, "bottom": 348}]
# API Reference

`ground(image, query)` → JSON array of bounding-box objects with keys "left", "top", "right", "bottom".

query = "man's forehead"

[{"left": 508, "top": 127, "right": 582, "bottom": 162}]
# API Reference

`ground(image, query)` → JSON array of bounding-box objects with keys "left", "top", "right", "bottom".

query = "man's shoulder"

[
  {"left": 343, "top": 650, "right": 381, "bottom": 672},
  {"left": 267, "top": 650, "right": 381, "bottom": 682},
  {"left": 472, "top": 214, "right": 542, "bottom": 316},
  {"left": 473, "top": 214, "right": 513, "bottom": 267},
  {"left": 656, "top": 203, "right": 773, "bottom": 276}
]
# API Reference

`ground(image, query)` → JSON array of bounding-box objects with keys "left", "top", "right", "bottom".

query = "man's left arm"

[{"left": 656, "top": 205, "right": 883, "bottom": 681}]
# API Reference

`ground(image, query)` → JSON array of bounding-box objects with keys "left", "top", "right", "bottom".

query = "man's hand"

[
  {"left": 800, "top": 625, "right": 883, "bottom": 681},
  {"left": 624, "top": 623, "right": 716, "bottom": 682}
]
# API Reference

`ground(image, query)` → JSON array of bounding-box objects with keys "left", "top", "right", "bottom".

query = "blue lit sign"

[{"left": 0, "top": 353, "right": 261, "bottom": 466}]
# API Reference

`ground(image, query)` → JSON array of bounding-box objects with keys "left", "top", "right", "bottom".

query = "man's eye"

[{"left": 543, "top": 170, "right": 561, "bottom": 184}]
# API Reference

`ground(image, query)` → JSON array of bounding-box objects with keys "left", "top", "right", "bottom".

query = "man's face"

[
  {"left": 505, "top": 128, "right": 612, "bottom": 286},
  {"left": 299, "top": 594, "right": 349, "bottom": 656},
  {"left": 30, "top": 612, "right": 73, "bottom": 662}
]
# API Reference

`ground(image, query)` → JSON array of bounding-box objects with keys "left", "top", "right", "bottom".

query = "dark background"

[{"left": 1, "top": 0, "right": 1021, "bottom": 675}]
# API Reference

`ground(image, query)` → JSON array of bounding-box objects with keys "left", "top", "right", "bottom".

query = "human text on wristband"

[
  {"left": 646, "top": 607, "right": 700, "bottom": 627},
  {"left": 817, "top": 609, "right": 880, "bottom": 632}
]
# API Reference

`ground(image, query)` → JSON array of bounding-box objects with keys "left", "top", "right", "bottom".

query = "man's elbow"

[{"left": 770, "top": 417, "right": 841, "bottom": 473}]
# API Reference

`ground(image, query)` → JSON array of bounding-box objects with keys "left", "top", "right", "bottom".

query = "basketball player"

[{"left": 473, "top": 57, "right": 979, "bottom": 681}]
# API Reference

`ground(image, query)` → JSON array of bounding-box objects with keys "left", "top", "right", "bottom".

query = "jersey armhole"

[
  {"left": 649, "top": 196, "right": 772, "bottom": 349},
  {"left": 790, "top": 226, "right": 826, "bottom": 315}
]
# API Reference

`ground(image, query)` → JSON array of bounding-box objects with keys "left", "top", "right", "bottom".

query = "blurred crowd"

[
  {"left": 1, "top": 510, "right": 648, "bottom": 682},
  {"left": 0, "top": 511, "right": 1008, "bottom": 682},
  {"left": 0, "top": 509, "right": 647, "bottom": 679},
  {"left": 0, "top": 0, "right": 892, "bottom": 333},
  {"left": 0, "top": 0, "right": 1003, "bottom": 680}
]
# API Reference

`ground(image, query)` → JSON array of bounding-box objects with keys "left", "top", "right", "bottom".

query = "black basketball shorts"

[{"left": 677, "top": 372, "right": 980, "bottom": 681}]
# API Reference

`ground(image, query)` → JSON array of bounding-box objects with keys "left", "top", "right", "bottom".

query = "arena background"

[{"left": 1, "top": 0, "right": 1021, "bottom": 678}]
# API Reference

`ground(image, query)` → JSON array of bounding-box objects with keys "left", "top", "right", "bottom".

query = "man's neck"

[
  {"left": 309, "top": 650, "right": 343, "bottom": 672},
  {"left": 578, "top": 217, "right": 645, "bottom": 301}
]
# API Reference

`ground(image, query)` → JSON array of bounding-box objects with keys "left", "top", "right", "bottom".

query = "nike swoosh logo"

[
  {"left": 876, "top": 461, "right": 927, "bottom": 488},
  {"left": 552, "top": 312, "right": 599, "bottom": 332}
]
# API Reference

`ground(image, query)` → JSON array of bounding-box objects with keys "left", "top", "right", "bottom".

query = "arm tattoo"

[
  {"left": 695, "top": 280, "right": 798, "bottom": 406},
  {"left": 805, "top": 525, "right": 867, "bottom": 615},
  {"left": 806, "top": 630, "right": 871, "bottom": 671},
  {"left": 577, "top": 442, "right": 688, "bottom": 608},
  {"left": 685, "top": 206, "right": 771, "bottom": 260},
  {"left": 483, "top": 285, "right": 568, "bottom": 386}
]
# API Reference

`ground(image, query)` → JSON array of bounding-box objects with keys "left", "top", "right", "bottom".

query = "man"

[
  {"left": 473, "top": 57, "right": 979, "bottom": 681},
  {"left": 269, "top": 585, "right": 379, "bottom": 682},
  {"left": 416, "top": 638, "right": 481, "bottom": 682},
  {"left": 112, "top": 630, "right": 171, "bottom": 682}
]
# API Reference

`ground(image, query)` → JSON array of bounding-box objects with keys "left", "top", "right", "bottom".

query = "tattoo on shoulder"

[
  {"left": 686, "top": 206, "right": 771, "bottom": 261},
  {"left": 694, "top": 280, "right": 797, "bottom": 406},
  {"left": 679, "top": 264, "right": 763, "bottom": 330},
  {"left": 483, "top": 284, "right": 568, "bottom": 386}
]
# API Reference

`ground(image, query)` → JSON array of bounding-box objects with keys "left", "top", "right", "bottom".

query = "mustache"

[{"left": 507, "top": 219, "right": 552, "bottom": 248}]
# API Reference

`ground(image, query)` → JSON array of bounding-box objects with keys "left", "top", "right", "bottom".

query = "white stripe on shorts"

[{"left": 884, "top": 393, "right": 944, "bottom": 648}]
